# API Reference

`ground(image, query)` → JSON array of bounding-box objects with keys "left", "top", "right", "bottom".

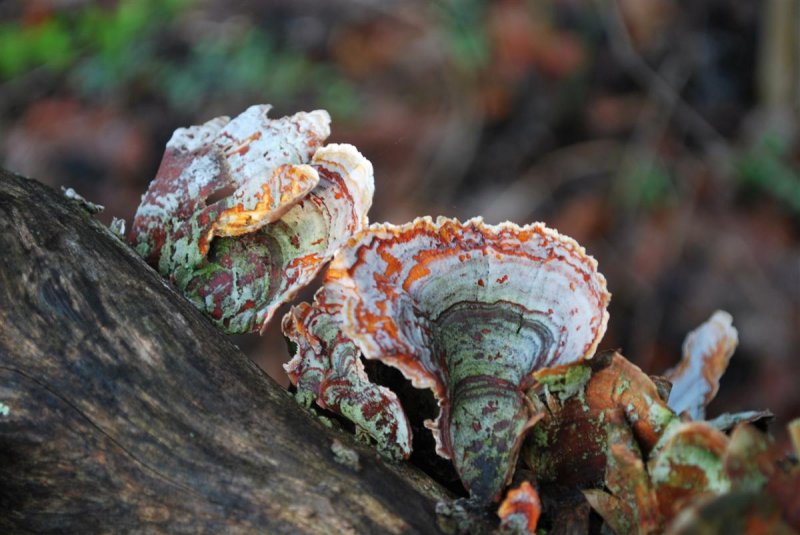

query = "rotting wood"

[{"left": 0, "top": 170, "right": 452, "bottom": 534}]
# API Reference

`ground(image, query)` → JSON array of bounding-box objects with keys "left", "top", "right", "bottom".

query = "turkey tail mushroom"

[
  {"left": 130, "top": 105, "right": 330, "bottom": 268},
  {"left": 129, "top": 105, "right": 374, "bottom": 333},
  {"left": 322, "top": 217, "right": 611, "bottom": 502}
]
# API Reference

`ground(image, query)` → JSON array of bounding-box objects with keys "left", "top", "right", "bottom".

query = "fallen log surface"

[{"left": 0, "top": 170, "right": 450, "bottom": 534}]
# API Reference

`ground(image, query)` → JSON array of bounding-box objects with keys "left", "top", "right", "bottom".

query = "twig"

[{"left": 596, "top": 0, "right": 736, "bottom": 176}]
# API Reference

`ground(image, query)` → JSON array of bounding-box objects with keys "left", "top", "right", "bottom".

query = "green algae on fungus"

[
  {"left": 534, "top": 362, "right": 591, "bottom": 404},
  {"left": 181, "top": 144, "right": 374, "bottom": 332},
  {"left": 318, "top": 217, "right": 611, "bottom": 503},
  {"left": 722, "top": 424, "right": 774, "bottom": 492},
  {"left": 129, "top": 105, "right": 374, "bottom": 333},
  {"left": 648, "top": 423, "right": 732, "bottom": 511}
]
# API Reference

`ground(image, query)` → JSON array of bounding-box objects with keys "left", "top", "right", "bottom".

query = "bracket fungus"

[
  {"left": 586, "top": 419, "right": 800, "bottom": 533},
  {"left": 666, "top": 310, "right": 739, "bottom": 421},
  {"left": 130, "top": 105, "right": 374, "bottom": 332},
  {"left": 523, "top": 352, "right": 679, "bottom": 488},
  {"left": 310, "top": 216, "right": 611, "bottom": 502},
  {"left": 283, "top": 285, "right": 412, "bottom": 460},
  {"left": 121, "top": 101, "right": 794, "bottom": 533},
  {"left": 521, "top": 311, "right": 755, "bottom": 490}
]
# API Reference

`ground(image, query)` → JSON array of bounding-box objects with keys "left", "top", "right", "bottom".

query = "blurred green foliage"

[
  {"left": 0, "top": 0, "right": 359, "bottom": 119},
  {"left": 0, "top": 18, "right": 75, "bottom": 76},
  {"left": 155, "top": 29, "right": 359, "bottom": 118},
  {"left": 0, "top": 0, "right": 187, "bottom": 78},
  {"left": 618, "top": 157, "right": 676, "bottom": 210},
  {"left": 434, "top": 0, "right": 489, "bottom": 75},
  {"left": 739, "top": 133, "right": 800, "bottom": 214}
]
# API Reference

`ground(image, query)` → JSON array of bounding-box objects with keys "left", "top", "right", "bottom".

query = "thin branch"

[{"left": 596, "top": 0, "right": 736, "bottom": 176}]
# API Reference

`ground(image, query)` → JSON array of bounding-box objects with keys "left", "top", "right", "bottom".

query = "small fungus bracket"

[
  {"left": 283, "top": 286, "right": 412, "bottom": 461},
  {"left": 666, "top": 311, "right": 738, "bottom": 420},
  {"left": 497, "top": 481, "right": 541, "bottom": 534}
]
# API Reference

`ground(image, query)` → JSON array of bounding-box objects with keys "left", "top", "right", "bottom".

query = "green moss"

[
  {"left": 530, "top": 423, "right": 551, "bottom": 448},
  {"left": 538, "top": 364, "right": 591, "bottom": 403},
  {"left": 643, "top": 393, "right": 678, "bottom": 434},
  {"left": 651, "top": 441, "right": 730, "bottom": 493},
  {"left": 614, "top": 377, "right": 631, "bottom": 397}
]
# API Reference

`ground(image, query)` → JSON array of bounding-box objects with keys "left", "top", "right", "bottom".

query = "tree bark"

[{"left": 0, "top": 170, "right": 451, "bottom": 533}]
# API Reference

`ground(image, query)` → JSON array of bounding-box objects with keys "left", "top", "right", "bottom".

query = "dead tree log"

[{"left": 0, "top": 170, "right": 450, "bottom": 533}]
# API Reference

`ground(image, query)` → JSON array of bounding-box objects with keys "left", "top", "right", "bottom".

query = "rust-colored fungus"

[
  {"left": 585, "top": 418, "right": 800, "bottom": 533},
  {"left": 130, "top": 105, "right": 329, "bottom": 267},
  {"left": 666, "top": 311, "right": 738, "bottom": 420},
  {"left": 130, "top": 105, "right": 374, "bottom": 332},
  {"left": 524, "top": 352, "right": 679, "bottom": 488},
  {"left": 648, "top": 422, "right": 731, "bottom": 521},
  {"left": 584, "top": 420, "right": 661, "bottom": 535},
  {"left": 283, "top": 285, "right": 412, "bottom": 460},
  {"left": 497, "top": 481, "right": 541, "bottom": 534},
  {"left": 321, "top": 217, "right": 610, "bottom": 502},
  {"left": 524, "top": 311, "right": 798, "bottom": 533}
]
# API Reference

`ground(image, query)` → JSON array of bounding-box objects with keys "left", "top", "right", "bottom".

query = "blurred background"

[{"left": 1, "top": 0, "right": 798, "bottom": 431}]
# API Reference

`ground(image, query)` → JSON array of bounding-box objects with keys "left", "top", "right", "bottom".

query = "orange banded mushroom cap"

[{"left": 325, "top": 216, "right": 610, "bottom": 502}]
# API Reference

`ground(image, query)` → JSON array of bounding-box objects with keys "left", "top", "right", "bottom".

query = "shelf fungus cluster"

[
  {"left": 284, "top": 217, "right": 611, "bottom": 503},
  {"left": 282, "top": 216, "right": 796, "bottom": 532},
  {"left": 131, "top": 105, "right": 797, "bottom": 534},
  {"left": 523, "top": 312, "right": 797, "bottom": 534},
  {"left": 130, "top": 105, "right": 374, "bottom": 333},
  {"left": 583, "top": 415, "right": 800, "bottom": 534}
]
